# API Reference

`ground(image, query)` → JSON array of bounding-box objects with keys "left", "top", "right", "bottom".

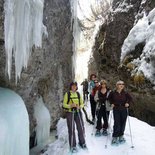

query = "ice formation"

[
  {"left": 121, "top": 8, "right": 155, "bottom": 84},
  {"left": 4, "top": 0, "right": 46, "bottom": 81},
  {"left": 34, "top": 97, "right": 51, "bottom": 148},
  {"left": 0, "top": 87, "right": 29, "bottom": 155},
  {"left": 70, "top": 0, "right": 111, "bottom": 82}
]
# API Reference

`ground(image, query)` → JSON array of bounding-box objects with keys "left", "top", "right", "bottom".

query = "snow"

[
  {"left": 0, "top": 87, "right": 29, "bottom": 155},
  {"left": 34, "top": 97, "right": 51, "bottom": 149},
  {"left": 112, "top": 0, "right": 133, "bottom": 13},
  {"left": 4, "top": 0, "right": 46, "bottom": 81},
  {"left": 121, "top": 8, "right": 155, "bottom": 84},
  {"left": 43, "top": 105, "right": 155, "bottom": 155}
]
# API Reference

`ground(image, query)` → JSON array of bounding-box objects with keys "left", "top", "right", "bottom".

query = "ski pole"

[
  {"left": 127, "top": 108, "right": 134, "bottom": 148},
  {"left": 77, "top": 110, "right": 86, "bottom": 138},
  {"left": 105, "top": 110, "right": 113, "bottom": 148},
  {"left": 71, "top": 108, "right": 75, "bottom": 151}
]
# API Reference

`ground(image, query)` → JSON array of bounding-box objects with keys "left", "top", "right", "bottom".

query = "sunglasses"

[{"left": 118, "top": 83, "right": 124, "bottom": 85}]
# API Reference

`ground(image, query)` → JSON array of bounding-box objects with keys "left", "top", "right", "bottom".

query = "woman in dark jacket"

[
  {"left": 109, "top": 80, "right": 132, "bottom": 145},
  {"left": 94, "top": 80, "right": 111, "bottom": 136}
]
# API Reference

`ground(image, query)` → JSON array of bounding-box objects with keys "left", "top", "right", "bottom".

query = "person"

[
  {"left": 94, "top": 80, "right": 111, "bottom": 136},
  {"left": 91, "top": 80, "right": 101, "bottom": 122},
  {"left": 109, "top": 80, "right": 132, "bottom": 145},
  {"left": 81, "top": 79, "right": 89, "bottom": 102},
  {"left": 88, "top": 74, "right": 97, "bottom": 122},
  {"left": 63, "top": 82, "right": 87, "bottom": 153}
]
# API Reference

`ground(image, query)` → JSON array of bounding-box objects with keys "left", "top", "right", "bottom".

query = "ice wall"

[
  {"left": 34, "top": 97, "right": 51, "bottom": 148},
  {"left": 4, "top": 0, "right": 46, "bottom": 81},
  {"left": 0, "top": 87, "right": 29, "bottom": 155}
]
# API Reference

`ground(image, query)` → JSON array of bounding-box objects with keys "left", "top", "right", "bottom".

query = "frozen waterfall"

[
  {"left": 0, "top": 87, "right": 29, "bottom": 155},
  {"left": 4, "top": 0, "right": 46, "bottom": 81},
  {"left": 34, "top": 97, "right": 51, "bottom": 149},
  {"left": 70, "top": 0, "right": 111, "bottom": 82}
]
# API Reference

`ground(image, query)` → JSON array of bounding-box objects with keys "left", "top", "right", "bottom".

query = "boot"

[
  {"left": 71, "top": 147, "right": 78, "bottom": 153},
  {"left": 111, "top": 137, "right": 119, "bottom": 146},
  {"left": 95, "top": 130, "right": 101, "bottom": 137},
  {"left": 79, "top": 143, "right": 87, "bottom": 149},
  {"left": 102, "top": 129, "right": 108, "bottom": 136},
  {"left": 119, "top": 136, "right": 126, "bottom": 143}
]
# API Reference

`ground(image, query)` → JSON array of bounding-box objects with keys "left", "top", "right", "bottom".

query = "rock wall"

[
  {"left": 89, "top": 0, "right": 155, "bottom": 125},
  {"left": 0, "top": 0, "right": 73, "bottom": 138}
]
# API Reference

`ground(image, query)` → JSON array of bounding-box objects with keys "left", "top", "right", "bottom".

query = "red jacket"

[{"left": 92, "top": 86, "right": 101, "bottom": 97}]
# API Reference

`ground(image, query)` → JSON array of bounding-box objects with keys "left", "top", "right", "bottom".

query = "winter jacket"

[
  {"left": 88, "top": 80, "right": 95, "bottom": 94},
  {"left": 109, "top": 90, "right": 132, "bottom": 108},
  {"left": 91, "top": 85, "right": 101, "bottom": 97},
  {"left": 63, "top": 91, "right": 84, "bottom": 112}
]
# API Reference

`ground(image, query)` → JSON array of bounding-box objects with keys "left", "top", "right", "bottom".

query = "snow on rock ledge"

[
  {"left": 0, "top": 87, "right": 29, "bottom": 155},
  {"left": 121, "top": 8, "right": 155, "bottom": 84}
]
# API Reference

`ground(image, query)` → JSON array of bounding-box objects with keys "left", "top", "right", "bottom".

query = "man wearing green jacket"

[{"left": 63, "top": 82, "right": 87, "bottom": 153}]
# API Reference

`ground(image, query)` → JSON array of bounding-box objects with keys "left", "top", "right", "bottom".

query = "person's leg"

[
  {"left": 75, "top": 112, "right": 85, "bottom": 146},
  {"left": 120, "top": 108, "right": 127, "bottom": 136},
  {"left": 83, "top": 91, "right": 85, "bottom": 101},
  {"left": 66, "top": 112, "right": 76, "bottom": 148},
  {"left": 96, "top": 106, "right": 102, "bottom": 130},
  {"left": 112, "top": 109, "right": 121, "bottom": 137},
  {"left": 90, "top": 95, "right": 96, "bottom": 120},
  {"left": 102, "top": 106, "right": 108, "bottom": 130},
  {"left": 106, "top": 111, "right": 110, "bottom": 121}
]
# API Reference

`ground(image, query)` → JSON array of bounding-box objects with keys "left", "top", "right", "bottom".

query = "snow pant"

[
  {"left": 66, "top": 111, "right": 85, "bottom": 148},
  {"left": 90, "top": 94, "right": 96, "bottom": 120},
  {"left": 83, "top": 90, "right": 88, "bottom": 101},
  {"left": 96, "top": 105, "right": 108, "bottom": 130},
  {"left": 112, "top": 107, "right": 127, "bottom": 137}
]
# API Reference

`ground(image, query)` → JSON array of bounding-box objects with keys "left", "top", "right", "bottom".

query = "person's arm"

[
  {"left": 63, "top": 92, "right": 71, "bottom": 109},
  {"left": 108, "top": 91, "right": 115, "bottom": 108},
  {"left": 125, "top": 92, "right": 133, "bottom": 107},
  {"left": 94, "top": 90, "right": 99, "bottom": 102}
]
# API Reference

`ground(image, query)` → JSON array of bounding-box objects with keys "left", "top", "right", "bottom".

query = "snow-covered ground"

[{"left": 43, "top": 103, "right": 155, "bottom": 155}]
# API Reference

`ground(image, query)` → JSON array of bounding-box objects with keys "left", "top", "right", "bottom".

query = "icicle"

[
  {"left": 34, "top": 96, "right": 51, "bottom": 148},
  {"left": 4, "top": 0, "right": 46, "bottom": 81}
]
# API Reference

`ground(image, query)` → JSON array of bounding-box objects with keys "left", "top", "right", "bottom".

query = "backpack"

[{"left": 67, "top": 91, "right": 81, "bottom": 105}]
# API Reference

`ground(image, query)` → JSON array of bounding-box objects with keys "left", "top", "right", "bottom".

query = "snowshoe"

[
  {"left": 119, "top": 136, "right": 126, "bottom": 144},
  {"left": 71, "top": 147, "right": 78, "bottom": 153},
  {"left": 111, "top": 137, "right": 119, "bottom": 146},
  {"left": 79, "top": 143, "right": 88, "bottom": 150},
  {"left": 102, "top": 129, "right": 108, "bottom": 136},
  {"left": 95, "top": 130, "right": 101, "bottom": 137}
]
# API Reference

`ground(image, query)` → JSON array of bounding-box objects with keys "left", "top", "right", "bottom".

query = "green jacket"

[{"left": 63, "top": 91, "right": 84, "bottom": 112}]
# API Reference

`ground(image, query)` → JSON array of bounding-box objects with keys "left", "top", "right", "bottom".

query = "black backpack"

[{"left": 67, "top": 91, "right": 81, "bottom": 105}]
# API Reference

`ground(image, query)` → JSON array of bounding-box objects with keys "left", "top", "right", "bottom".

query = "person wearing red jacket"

[{"left": 90, "top": 80, "right": 101, "bottom": 122}]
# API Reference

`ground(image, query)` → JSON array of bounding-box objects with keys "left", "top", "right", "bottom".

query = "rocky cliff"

[
  {"left": 0, "top": 0, "right": 73, "bottom": 140},
  {"left": 89, "top": 0, "right": 155, "bottom": 125}
]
